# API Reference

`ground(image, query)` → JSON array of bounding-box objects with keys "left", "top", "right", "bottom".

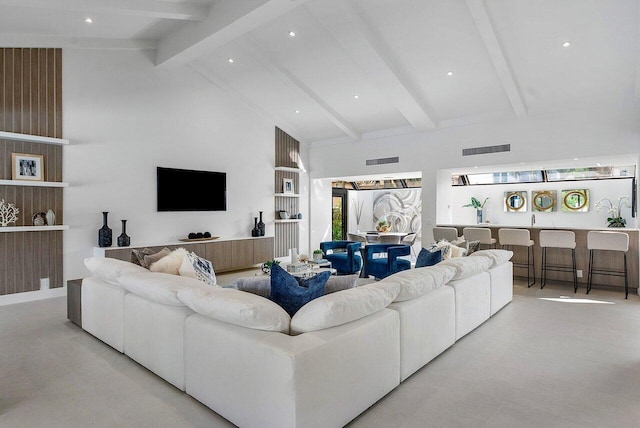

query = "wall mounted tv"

[{"left": 157, "top": 167, "right": 227, "bottom": 212}]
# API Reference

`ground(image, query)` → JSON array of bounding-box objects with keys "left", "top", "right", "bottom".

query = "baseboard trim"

[{"left": 0, "top": 287, "right": 67, "bottom": 306}]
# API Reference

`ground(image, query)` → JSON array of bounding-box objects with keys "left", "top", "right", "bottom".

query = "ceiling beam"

[
  {"left": 466, "top": 0, "right": 527, "bottom": 118},
  {"left": 0, "top": 34, "right": 155, "bottom": 50},
  {"left": 237, "top": 38, "right": 361, "bottom": 140},
  {"left": 189, "top": 60, "right": 308, "bottom": 145},
  {"left": 155, "top": 0, "right": 312, "bottom": 68},
  {"left": 0, "top": 0, "right": 209, "bottom": 21},
  {"left": 306, "top": 0, "right": 437, "bottom": 131}
]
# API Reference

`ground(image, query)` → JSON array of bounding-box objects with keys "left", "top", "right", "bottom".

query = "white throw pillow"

[
  {"left": 84, "top": 257, "right": 148, "bottom": 286},
  {"left": 119, "top": 271, "right": 207, "bottom": 306},
  {"left": 179, "top": 251, "right": 217, "bottom": 286},
  {"left": 177, "top": 287, "right": 290, "bottom": 333},
  {"left": 440, "top": 256, "right": 493, "bottom": 280},
  {"left": 469, "top": 249, "right": 513, "bottom": 268},
  {"left": 448, "top": 243, "right": 466, "bottom": 258},
  {"left": 149, "top": 248, "right": 188, "bottom": 275},
  {"left": 290, "top": 282, "right": 400, "bottom": 335},
  {"left": 381, "top": 265, "right": 457, "bottom": 302}
]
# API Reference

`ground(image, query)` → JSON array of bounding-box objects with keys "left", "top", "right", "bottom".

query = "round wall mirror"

[
  {"left": 504, "top": 191, "right": 526, "bottom": 212},
  {"left": 532, "top": 190, "right": 556, "bottom": 212},
  {"left": 561, "top": 189, "right": 589, "bottom": 212}
]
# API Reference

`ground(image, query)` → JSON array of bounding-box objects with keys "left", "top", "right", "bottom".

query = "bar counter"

[{"left": 437, "top": 224, "right": 639, "bottom": 293}]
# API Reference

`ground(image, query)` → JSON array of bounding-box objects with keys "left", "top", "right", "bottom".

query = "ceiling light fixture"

[
  {"left": 353, "top": 94, "right": 359, "bottom": 99},
  {"left": 562, "top": 41, "right": 571, "bottom": 47},
  {"left": 447, "top": 71, "right": 453, "bottom": 76},
  {"left": 84, "top": 17, "right": 93, "bottom": 23},
  {"left": 295, "top": 109, "right": 300, "bottom": 114},
  {"left": 227, "top": 58, "right": 234, "bottom": 63},
  {"left": 288, "top": 31, "right": 296, "bottom": 37}
]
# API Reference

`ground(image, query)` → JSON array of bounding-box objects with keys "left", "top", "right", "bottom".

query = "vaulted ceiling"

[{"left": 2, "top": 0, "right": 639, "bottom": 144}]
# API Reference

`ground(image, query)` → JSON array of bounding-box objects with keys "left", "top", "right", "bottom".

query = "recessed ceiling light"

[
  {"left": 288, "top": 31, "right": 296, "bottom": 37},
  {"left": 295, "top": 109, "right": 300, "bottom": 114},
  {"left": 562, "top": 41, "right": 571, "bottom": 47},
  {"left": 447, "top": 71, "right": 453, "bottom": 76},
  {"left": 573, "top": 157, "right": 579, "bottom": 161},
  {"left": 353, "top": 94, "right": 359, "bottom": 99},
  {"left": 227, "top": 58, "right": 234, "bottom": 63},
  {"left": 474, "top": 166, "right": 478, "bottom": 169},
  {"left": 84, "top": 17, "right": 93, "bottom": 24}
]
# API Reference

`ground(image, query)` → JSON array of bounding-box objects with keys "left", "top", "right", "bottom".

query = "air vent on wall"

[
  {"left": 366, "top": 156, "right": 399, "bottom": 166},
  {"left": 462, "top": 144, "right": 510, "bottom": 156}
]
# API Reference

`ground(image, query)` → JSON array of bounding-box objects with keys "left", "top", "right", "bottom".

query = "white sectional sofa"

[{"left": 80, "top": 249, "right": 513, "bottom": 428}]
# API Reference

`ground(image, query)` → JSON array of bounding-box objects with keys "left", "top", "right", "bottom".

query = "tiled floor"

[{"left": 1, "top": 280, "right": 639, "bottom": 428}]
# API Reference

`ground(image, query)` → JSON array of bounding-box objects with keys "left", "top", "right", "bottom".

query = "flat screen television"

[{"left": 157, "top": 167, "right": 226, "bottom": 211}]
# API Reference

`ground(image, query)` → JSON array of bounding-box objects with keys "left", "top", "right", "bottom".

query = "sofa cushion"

[
  {"left": 142, "top": 248, "right": 171, "bottom": 268},
  {"left": 177, "top": 287, "right": 290, "bottom": 333},
  {"left": 440, "top": 256, "right": 492, "bottom": 280},
  {"left": 381, "top": 264, "right": 457, "bottom": 302},
  {"left": 179, "top": 251, "right": 217, "bottom": 286},
  {"left": 415, "top": 247, "right": 442, "bottom": 268},
  {"left": 469, "top": 249, "right": 514, "bottom": 267},
  {"left": 233, "top": 274, "right": 358, "bottom": 299},
  {"left": 290, "top": 282, "right": 400, "bottom": 334},
  {"left": 119, "top": 271, "right": 206, "bottom": 306},
  {"left": 270, "top": 264, "right": 330, "bottom": 317},
  {"left": 150, "top": 248, "right": 188, "bottom": 275},
  {"left": 84, "top": 257, "right": 148, "bottom": 286},
  {"left": 452, "top": 238, "right": 481, "bottom": 256}
]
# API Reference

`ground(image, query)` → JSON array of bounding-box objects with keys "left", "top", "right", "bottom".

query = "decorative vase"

[
  {"left": 46, "top": 209, "right": 55, "bottom": 226},
  {"left": 117, "top": 219, "right": 130, "bottom": 247},
  {"left": 258, "top": 211, "right": 265, "bottom": 236},
  {"left": 251, "top": 217, "right": 260, "bottom": 237},
  {"left": 476, "top": 209, "right": 483, "bottom": 224},
  {"left": 98, "top": 211, "right": 112, "bottom": 247}
]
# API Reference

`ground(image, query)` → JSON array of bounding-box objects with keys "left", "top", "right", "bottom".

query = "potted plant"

[
  {"left": 595, "top": 196, "right": 630, "bottom": 228},
  {"left": 463, "top": 197, "right": 489, "bottom": 224},
  {"left": 376, "top": 218, "right": 391, "bottom": 233},
  {"left": 261, "top": 259, "right": 281, "bottom": 275},
  {"left": 313, "top": 249, "right": 323, "bottom": 261}
]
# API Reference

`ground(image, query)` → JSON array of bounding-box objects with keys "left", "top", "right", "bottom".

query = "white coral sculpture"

[{"left": 0, "top": 199, "right": 19, "bottom": 226}]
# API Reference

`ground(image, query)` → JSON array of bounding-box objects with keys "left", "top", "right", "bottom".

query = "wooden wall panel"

[
  {"left": 275, "top": 128, "right": 301, "bottom": 258},
  {"left": 0, "top": 48, "right": 63, "bottom": 295}
]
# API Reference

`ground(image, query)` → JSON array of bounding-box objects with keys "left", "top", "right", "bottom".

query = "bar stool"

[
  {"left": 587, "top": 231, "right": 629, "bottom": 299},
  {"left": 462, "top": 227, "right": 496, "bottom": 249},
  {"left": 433, "top": 227, "right": 458, "bottom": 242},
  {"left": 539, "top": 230, "right": 577, "bottom": 292},
  {"left": 498, "top": 228, "right": 535, "bottom": 287}
]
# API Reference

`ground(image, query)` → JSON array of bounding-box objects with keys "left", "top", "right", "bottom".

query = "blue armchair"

[
  {"left": 319, "top": 241, "right": 362, "bottom": 275},
  {"left": 363, "top": 244, "right": 411, "bottom": 280}
]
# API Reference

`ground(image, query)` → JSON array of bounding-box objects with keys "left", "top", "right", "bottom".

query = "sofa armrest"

[{"left": 184, "top": 310, "right": 400, "bottom": 428}]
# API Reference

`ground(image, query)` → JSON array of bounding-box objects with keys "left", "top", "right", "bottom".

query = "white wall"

[
  {"left": 63, "top": 50, "right": 276, "bottom": 281},
  {"left": 309, "top": 102, "right": 640, "bottom": 247},
  {"left": 447, "top": 178, "right": 635, "bottom": 228}
]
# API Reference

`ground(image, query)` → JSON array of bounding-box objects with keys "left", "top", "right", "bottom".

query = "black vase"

[
  {"left": 117, "top": 219, "right": 131, "bottom": 247},
  {"left": 251, "top": 217, "right": 260, "bottom": 237},
  {"left": 257, "top": 211, "right": 265, "bottom": 236},
  {"left": 98, "top": 212, "right": 112, "bottom": 248}
]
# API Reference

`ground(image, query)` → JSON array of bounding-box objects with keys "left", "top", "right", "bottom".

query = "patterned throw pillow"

[
  {"left": 466, "top": 240, "right": 481, "bottom": 256},
  {"left": 270, "top": 264, "right": 330, "bottom": 317},
  {"left": 415, "top": 247, "right": 442, "bottom": 268},
  {"left": 179, "top": 251, "right": 217, "bottom": 286}
]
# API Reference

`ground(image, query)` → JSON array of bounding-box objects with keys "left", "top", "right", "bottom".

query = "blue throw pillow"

[
  {"left": 270, "top": 264, "right": 330, "bottom": 317},
  {"left": 415, "top": 247, "right": 442, "bottom": 268}
]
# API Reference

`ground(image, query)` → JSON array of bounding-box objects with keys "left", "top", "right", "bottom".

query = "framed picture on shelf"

[
  {"left": 283, "top": 178, "right": 294, "bottom": 194},
  {"left": 12, "top": 153, "right": 44, "bottom": 181}
]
